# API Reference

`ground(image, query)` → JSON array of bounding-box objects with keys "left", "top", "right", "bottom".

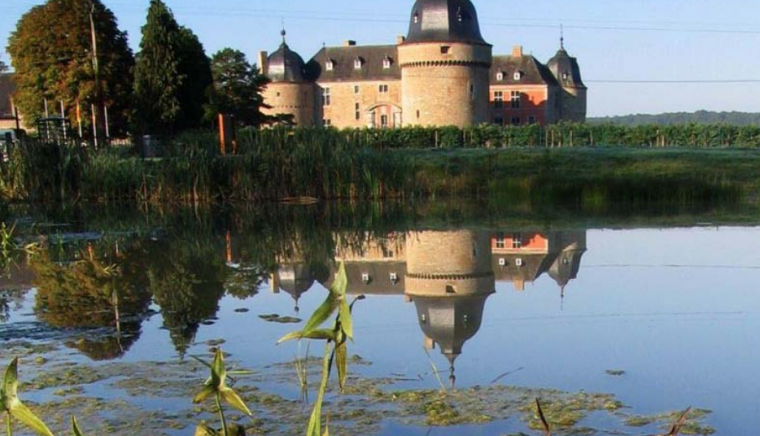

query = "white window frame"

[{"left": 325, "top": 60, "right": 334, "bottom": 71}]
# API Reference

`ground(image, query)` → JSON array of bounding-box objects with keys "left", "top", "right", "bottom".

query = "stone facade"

[{"left": 259, "top": 0, "right": 587, "bottom": 128}]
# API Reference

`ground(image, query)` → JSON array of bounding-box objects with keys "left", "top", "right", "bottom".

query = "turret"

[
  {"left": 398, "top": 0, "right": 493, "bottom": 127},
  {"left": 547, "top": 35, "right": 587, "bottom": 122},
  {"left": 260, "top": 29, "right": 316, "bottom": 126}
]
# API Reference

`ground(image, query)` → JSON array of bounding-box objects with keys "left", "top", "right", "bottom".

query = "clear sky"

[{"left": 4, "top": 0, "right": 760, "bottom": 117}]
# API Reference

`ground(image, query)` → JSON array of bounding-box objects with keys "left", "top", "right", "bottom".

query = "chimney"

[
  {"left": 258, "top": 51, "right": 269, "bottom": 75},
  {"left": 344, "top": 40, "right": 357, "bottom": 47},
  {"left": 514, "top": 278, "right": 525, "bottom": 292},
  {"left": 512, "top": 45, "right": 523, "bottom": 57},
  {"left": 396, "top": 35, "right": 406, "bottom": 45}
]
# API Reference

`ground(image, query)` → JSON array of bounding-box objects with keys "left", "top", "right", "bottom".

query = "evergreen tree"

[
  {"left": 133, "top": 0, "right": 212, "bottom": 134},
  {"left": 7, "top": 0, "right": 134, "bottom": 133},
  {"left": 0, "top": 57, "right": 7, "bottom": 73},
  {"left": 206, "top": 48, "right": 270, "bottom": 127}
]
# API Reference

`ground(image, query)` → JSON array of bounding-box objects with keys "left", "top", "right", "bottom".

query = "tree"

[
  {"left": 0, "top": 56, "right": 7, "bottom": 73},
  {"left": 7, "top": 0, "right": 134, "bottom": 134},
  {"left": 133, "top": 0, "right": 212, "bottom": 134},
  {"left": 206, "top": 48, "right": 270, "bottom": 127}
]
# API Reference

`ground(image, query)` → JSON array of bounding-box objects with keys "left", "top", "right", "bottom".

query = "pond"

[{"left": 1, "top": 201, "right": 758, "bottom": 435}]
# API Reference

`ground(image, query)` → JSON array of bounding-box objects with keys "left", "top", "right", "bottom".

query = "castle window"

[
  {"left": 469, "top": 84, "right": 475, "bottom": 100},
  {"left": 381, "top": 114, "right": 389, "bottom": 128},
  {"left": 354, "top": 58, "right": 363, "bottom": 70},
  {"left": 441, "top": 46, "right": 451, "bottom": 55},
  {"left": 383, "top": 57, "right": 392, "bottom": 69},
  {"left": 563, "top": 71, "right": 570, "bottom": 80},
  {"left": 512, "top": 233, "right": 523, "bottom": 248},
  {"left": 417, "top": 110, "right": 420, "bottom": 119},
  {"left": 510, "top": 91, "right": 521, "bottom": 109},
  {"left": 355, "top": 103, "right": 361, "bottom": 121},
  {"left": 511, "top": 116, "right": 521, "bottom": 126},
  {"left": 379, "top": 84, "right": 389, "bottom": 93},
  {"left": 322, "top": 87, "right": 331, "bottom": 106},
  {"left": 324, "top": 119, "right": 332, "bottom": 127},
  {"left": 494, "top": 117, "right": 504, "bottom": 126},
  {"left": 495, "top": 235, "right": 506, "bottom": 248},
  {"left": 354, "top": 85, "right": 360, "bottom": 94},
  {"left": 494, "top": 91, "right": 504, "bottom": 109},
  {"left": 414, "top": 12, "right": 419, "bottom": 24},
  {"left": 514, "top": 71, "right": 523, "bottom": 81},
  {"left": 325, "top": 60, "right": 334, "bottom": 71},
  {"left": 528, "top": 116, "right": 536, "bottom": 124},
  {"left": 496, "top": 71, "right": 505, "bottom": 81}
]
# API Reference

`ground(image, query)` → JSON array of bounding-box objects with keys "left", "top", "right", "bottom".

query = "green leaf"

[
  {"left": 278, "top": 329, "right": 336, "bottom": 344},
  {"left": 220, "top": 387, "right": 252, "bottom": 416},
  {"left": 301, "top": 293, "right": 340, "bottom": 336},
  {"left": 335, "top": 341, "right": 348, "bottom": 393},
  {"left": 193, "top": 385, "right": 216, "bottom": 404},
  {"left": 329, "top": 263, "right": 348, "bottom": 297},
  {"left": 72, "top": 416, "right": 85, "bottom": 436},
  {"left": 339, "top": 300, "right": 353, "bottom": 342},
  {"left": 11, "top": 401, "right": 54, "bottom": 436},
  {"left": 307, "top": 343, "right": 333, "bottom": 436},
  {"left": 2, "top": 357, "right": 19, "bottom": 403}
]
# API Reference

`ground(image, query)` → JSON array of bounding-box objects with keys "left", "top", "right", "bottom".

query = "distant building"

[{"left": 259, "top": 0, "right": 586, "bottom": 128}]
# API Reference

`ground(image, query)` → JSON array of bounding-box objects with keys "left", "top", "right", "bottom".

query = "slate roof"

[
  {"left": 548, "top": 48, "right": 586, "bottom": 89},
  {"left": 491, "top": 252, "right": 557, "bottom": 283},
  {"left": 490, "top": 55, "right": 559, "bottom": 87},
  {"left": 321, "top": 261, "right": 407, "bottom": 296},
  {"left": 267, "top": 42, "right": 308, "bottom": 83},
  {"left": 0, "top": 73, "right": 16, "bottom": 118},
  {"left": 405, "top": 0, "right": 488, "bottom": 45},
  {"left": 307, "top": 45, "right": 401, "bottom": 82}
]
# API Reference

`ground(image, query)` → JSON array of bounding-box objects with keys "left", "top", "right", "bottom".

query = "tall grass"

[{"left": 1, "top": 127, "right": 756, "bottom": 205}]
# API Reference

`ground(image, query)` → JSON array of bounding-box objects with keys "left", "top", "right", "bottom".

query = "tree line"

[
  {"left": 590, "top": 111, "right": 760, "bottom": 127},
  {"left": 6, "top": 0, "right": 269, "bottom": 136}
]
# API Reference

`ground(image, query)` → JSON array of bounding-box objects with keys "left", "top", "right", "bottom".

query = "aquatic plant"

[
  {"left": 0, "top": 357, "right": 54, "bottom": 436},
  {"left": 192, "top": 348, "right": 252, "bottom": 436},
  {"left": 278, "top": 263, "right": 362, "bottom": 436},
  {"left": 71, "top": 416, "right": 85, "bottom": 436}
]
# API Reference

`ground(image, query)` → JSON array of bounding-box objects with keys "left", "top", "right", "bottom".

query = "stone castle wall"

[
  {"left": 399, "top": 42, "right": 492, "bottom": 127},
  {"left": 262, "top": 82, "right": 315, "bottom": 127}
]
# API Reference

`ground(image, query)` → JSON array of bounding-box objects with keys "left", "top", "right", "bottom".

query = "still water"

[{"left": 1, "top": 203, "right": 759, "bottom": 435}]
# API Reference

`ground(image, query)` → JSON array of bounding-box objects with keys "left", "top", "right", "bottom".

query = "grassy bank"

[{"left": 2, "top": 129, "right": 759, "bottom": 205}]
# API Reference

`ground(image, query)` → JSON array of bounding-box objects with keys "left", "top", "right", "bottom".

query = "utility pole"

[{"left": 89, "top": 0, "right": 103, "bottom": 147}]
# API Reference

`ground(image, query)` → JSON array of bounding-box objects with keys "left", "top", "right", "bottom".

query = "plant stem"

[
  {"left": 6, "top": 413, "right": 11, "bottom": 436},
  {"left": 216, "top": 392, "right": 228, "bottom": 436}
]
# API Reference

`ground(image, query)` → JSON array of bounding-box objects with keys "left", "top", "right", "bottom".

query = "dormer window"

[
  {"left": 414, "top": 12, "right": 419, "bottom": 24},
  {"left": 562, "top": 71, "right": 569, "bottom": 80},
  {"left": 383, "top": 56, "right": 392, "bottom": 69},
  {"left": 513, "top": 71, "right": 523, "bottom": 81},
  {"left": 354, "top": 57, "right": 364, "bottom": 70},
  {"left": 496, "top": 71, "right": 505, "bottom": 81},
  {"left": 325, "top": 59, "right": 334, "bottom": 71}
]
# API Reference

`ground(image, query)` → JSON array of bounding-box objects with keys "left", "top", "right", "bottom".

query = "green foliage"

[
  {"left": 133, "top": 0, "right": 212, "bottom": 134},
  {"left": 1, "top": 358, "right": 55, "bottom": 436},
  {"left": 590, "top": 111, "right": 760, "bottom": 127},
  {"left": 279, "top": 263, "right": 358, "bottom": 436},
  {"left": 7, "top": 0, "right": 134, "bottom": 134},
  {"left": 206, "top": 49, "right": 270, "bottom": 127},
  {"left": 193, "top": 349, "right": 252, "bottom": 436}
]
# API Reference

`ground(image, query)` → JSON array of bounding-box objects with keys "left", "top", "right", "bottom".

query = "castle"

[{"left": 258, "top": 0, "right": 587, "bottom": 129}]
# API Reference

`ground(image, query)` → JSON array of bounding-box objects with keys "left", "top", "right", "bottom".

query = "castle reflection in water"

[{"left": 269, "top": 230, "right": 586, "bottom": 383}]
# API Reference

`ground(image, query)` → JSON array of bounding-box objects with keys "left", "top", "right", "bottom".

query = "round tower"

[
  {"left": 398, "top": 0, "right": 492, "bottom": 127},
  {"left": 405, "top": 230, "right": 495, "bottom": 383},
  {"left": 547, "top": 38, "right": 587, "bottom": 122},
  {"left": 261, "top": 30, "right": 315, "bottom": 127}
]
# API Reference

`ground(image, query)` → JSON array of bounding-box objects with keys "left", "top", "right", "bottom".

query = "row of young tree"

[{"left": 6, "top": 0, "right": 268, "bottom": 136}]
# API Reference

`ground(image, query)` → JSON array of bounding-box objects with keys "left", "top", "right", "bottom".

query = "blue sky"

[{"left": 4, "top": 0, "right": 760, "bottom": 117}]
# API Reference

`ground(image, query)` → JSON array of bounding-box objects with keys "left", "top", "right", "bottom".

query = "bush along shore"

[{"left": 1, "top": 125, "right": 759, "bottom": 205}]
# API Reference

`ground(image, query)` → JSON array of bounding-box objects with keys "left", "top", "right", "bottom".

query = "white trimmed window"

[
  {"left": 494, "top": 91, "right": 504, "bottom": 109},
  {"left": 513, "top": 71, "right": 523, "bottom": 81},
  {"left": 510, "top": 91, "right": 521, "bottom": 109},
  {"left": 325, "top": 60, "right": 334, "bottom": 71},
  {"left": 322, "top": 88, "right": 331, "bottom": 106},
  {"left": 354, "top": 58, "right": 363, "bottom": 70},
  {"left": 383, "top": 57, "right": 392, "bottom": 69}
]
